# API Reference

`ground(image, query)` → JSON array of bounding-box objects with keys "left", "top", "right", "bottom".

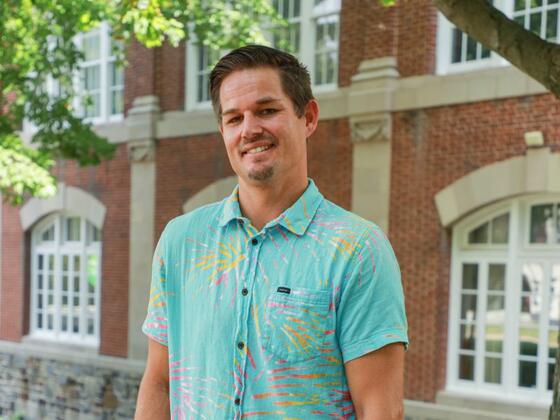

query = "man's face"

[{"left": 219, "top": 67, "right": 316, "bottom": 186}]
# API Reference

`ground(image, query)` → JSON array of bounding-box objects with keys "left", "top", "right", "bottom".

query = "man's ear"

[{"left": 304, "top": 99, "right": 319, "bottom": 139}]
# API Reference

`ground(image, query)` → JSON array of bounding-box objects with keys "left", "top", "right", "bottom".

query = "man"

[{"left": 136, "top": 45, "right": 408, "bottom": 419}]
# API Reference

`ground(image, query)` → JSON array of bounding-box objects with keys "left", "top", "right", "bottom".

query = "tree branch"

[{"left": 433, "top": 0, "right": 560, "bottom": 98}]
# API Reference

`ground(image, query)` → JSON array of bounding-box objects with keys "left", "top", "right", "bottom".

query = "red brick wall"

[
  {"left": 396, "top": 0, "right": 437, "bottom": 77},
  {"left": 0, "top": 145, "right": 130, "bottom": 357},
  {"left": 52, "top": 145, "right": 131, "bottom": 357},
  {"left": 154, "top": 118, "right": 352, "bottom": 238},
  {"left": 125, "top": 40, "right": 156, "bottom": 114},
  {"left": 339, "top": 1, "right": 398, "bottom": 87},
  {"left": 390, "top": 94, "right": 560, "bottom": 401},
  {"left": 156, "top": 41, "right": 186, "bottom": 112},
  {"left": 0, "top": 203, "right": 25, "bottom": 341}
]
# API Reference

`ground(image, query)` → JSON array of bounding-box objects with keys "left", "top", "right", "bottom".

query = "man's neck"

[{"left": 237, "top": 176, "right": 309, "bottom": 232}]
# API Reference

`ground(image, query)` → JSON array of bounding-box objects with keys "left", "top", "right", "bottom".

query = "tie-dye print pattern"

[{"left": 142, "top": 179, "right": 408, "bottom": 419}]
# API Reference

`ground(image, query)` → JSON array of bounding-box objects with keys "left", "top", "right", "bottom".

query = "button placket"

[{"left": 234, "top": 233, "right": 263, "bottom": 415}]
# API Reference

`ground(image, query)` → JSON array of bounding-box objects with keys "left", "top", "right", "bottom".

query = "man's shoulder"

[
  {"left": 160, "top": 200, "right": 225, "bottom": 242},
  {"left": 317, "top": 197, "right": 385, "bottom": 239}
]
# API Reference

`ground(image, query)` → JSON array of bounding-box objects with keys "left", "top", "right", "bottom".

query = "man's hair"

[{"left": 209, "top": 44, "right": 313, "bottom": 120}]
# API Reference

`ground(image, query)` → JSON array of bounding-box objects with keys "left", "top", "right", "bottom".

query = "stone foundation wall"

[{"left": 0, "top": 350, "right": 142, "bottom": 420}]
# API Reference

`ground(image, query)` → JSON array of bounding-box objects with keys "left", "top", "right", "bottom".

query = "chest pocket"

[{"left": 264, "top": 287, "right": 331, "bottom": 362}]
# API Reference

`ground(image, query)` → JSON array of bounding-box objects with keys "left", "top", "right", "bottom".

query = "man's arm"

[
  {"left": 345, "top": 343, "right": 405, "bottom": 420},
  {"left": 135, "top": 338, "right": 170, "bottom": 420}
]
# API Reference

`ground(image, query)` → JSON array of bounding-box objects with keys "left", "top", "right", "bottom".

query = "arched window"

[
  {"left": 448, "top": 195, "right": 560, "bottom": 401},
  {"left": 31, "top": 213, "right": 101, "bottom": 346}
]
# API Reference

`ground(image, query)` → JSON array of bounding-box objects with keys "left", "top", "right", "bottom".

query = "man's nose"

[{"left": 241, "top": 113, "right": 263, "bottom": 140}]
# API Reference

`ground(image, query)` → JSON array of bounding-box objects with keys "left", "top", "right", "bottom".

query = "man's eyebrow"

[{"left": 221, "top": 97, "right": 282, "bottom": 116}]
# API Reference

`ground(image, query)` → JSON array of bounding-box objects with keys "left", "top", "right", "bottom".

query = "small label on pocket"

[{"left": 277, "top": 287, "right": 291, "bottom": 294}]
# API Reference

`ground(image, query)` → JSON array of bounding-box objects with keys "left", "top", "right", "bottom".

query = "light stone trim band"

[
  {"left": 435, "top": 147, "right": 560, "bottom": 227},
  {"left": 20, "top": 183, "right": 106, "bottom": 231}
]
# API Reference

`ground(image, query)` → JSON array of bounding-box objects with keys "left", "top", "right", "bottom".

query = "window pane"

[
  {"left": 460, "top": 324, "right": 476, "bottom": 350},
  {"left": 487, "top": 295, "right": 505, "bottom": 312},
  {"left": 451, "top": 28, "right": 463, "bottom": 63},
  {"left": 547, "top": 9, "right": 558, "bottom": 41},
  {"left": 83, "top": 34, "right": 100, "bottom": 61},
  {"left": 88, "top": 318, "right": 94, "bottom": 335},
  {"left": 47, "top": 314, "right": 54, "bottom": 330},
  {"left": 73, "top": 316, "right": 79, "bottom": 333},
  {"left": 83, "top": 66, "right": 100, "bottom": 91},
  {"left": 38, "top": 274, "right": 43, "bottom": 289},
  {"left": 74, "top": 255, "right": 81, "bottom": 272},
  {"left": 484, "top": 357, "right": 502, "bottom": 384},
  {"left": 41, "top": 226, "right": 55, "bottom": 242},
  {"left": 530, "top": 12, "right": 543, "bottom": 35},
  {"left": 519, "top": 327, "right": 539, "bottom": 356},
  {"left": 37, "top": 294, "right": 43, "bottom": 310},
  {"left": 519, "top": 360, "right": 537, "bottom": 388},
  {"left": 459, "top": 355, "right": 475, "bottom": 380},
  {"left": 62, "top": 275, "right": 68, "bottom": 292},
  {"left": 514, "top": 15, "right": 526, "bottom": 27},
  {"left": 38, "top": 255, "right": 43, "bottom": 270},
  {"left": 491, "top": 213, "right": 509, "bottom": 244},
  {"left": 461, "top": 295, "right": 477, "bottom": 320},
  {"left": 552, "top": 265, "right": 560, "bottom": 325},
  {"left": 62, "top": 315, "right": 68, "bottom": 332},
  {"left": 111, "top": 90, "right": 123, "bottom": 115},
  {"left": 515, "top": 0, "right": 526, "bottom": 11},
  {"left": 48, "top": 274, "right": 54, "bottom": 290},
  {"left": 549, "top": 330, "right": 558, "bottom": 358},
  {"left": 531, "top": 0, "right": 543, "bottom": 8},
  {"left": 549, "top": 363, "right": 555, "bottom": 390},
  {"left": 87, "top": 255, "right": 98, "bottom": 290},
  {"left": 66, "top": 217, "right": 81, "bottom": 242},
  {"left": 468, "top": 223, "right": 488, "bottom": 244},
  {"left": 37, "top": 312, "right": 43, "bottom": 329},
  {"left": 48, "top": 255, "right": 54, "bottom": 270},
  {"left": 462, "top": 264, "right": 478, "bottom": 289},
  {"left": 485, "top": 325, "right": 503, "bottom": 353},
  {"left": 62, "top": 255, "right": 68, "bottom": 272},
  {"left": 530, "top": 203, "right": 555, "bottom": 243},
  {"left": 466, "top": 36, "right": 477, "bottom": 61},
  {"left": 488, "top": 264, "right": 505, "bottom": 291}
]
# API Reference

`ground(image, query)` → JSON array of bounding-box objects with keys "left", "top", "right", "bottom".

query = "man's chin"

[{"left": 247, "top": 167, "right": 274, "bottom": 182}]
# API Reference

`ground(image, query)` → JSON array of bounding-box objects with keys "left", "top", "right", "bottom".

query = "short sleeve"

[
  {"left": 141, "top": 228, "right": 169, "bottom": 346},
  {"left": 337, "top": 225, "right": 408, "bottom": 363}
]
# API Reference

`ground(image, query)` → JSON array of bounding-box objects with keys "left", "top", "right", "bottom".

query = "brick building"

[{"left": 1, "top": 1, "right": 559, "bottom": 418}]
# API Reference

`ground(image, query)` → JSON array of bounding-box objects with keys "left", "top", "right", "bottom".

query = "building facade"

[{"left": 0, "top": 0, "right": 559, "bottom": 419}]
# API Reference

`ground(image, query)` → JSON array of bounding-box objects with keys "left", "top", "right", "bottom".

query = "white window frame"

[
  {"left": 30, "top": 213, "right": 102, "bottom": 347},
  {"left": 73, "top": 22, "right": 124, "bottom": 125},
  {"left": 437, "top": 0, "right": 560, "bottom": 75},
  {"left": 446, "top": 195, "right": 560, "bottom": 404},
  {"left": 185, "top": 0, "right": 341, "bottom": 109}
]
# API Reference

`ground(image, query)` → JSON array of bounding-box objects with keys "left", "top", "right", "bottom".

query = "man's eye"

[
  {"left": 260, "top": 108, "right": 277, "bottom": 115},
  {"left": 227, "top": 116, "right": 241, "bottom": 125}
]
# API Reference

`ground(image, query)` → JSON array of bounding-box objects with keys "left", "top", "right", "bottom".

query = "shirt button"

[
  {"left": 237, "top": 341, "right": 245, "bottom": 350},
  {"left": 241, "top": 288, "right": 248, "bottom": 296},
  {"left": 251, "top": 238, "right": 258, "bottom": 246},
  {"left": 234, "top": 397, "right": 241, "bottom": 406}
]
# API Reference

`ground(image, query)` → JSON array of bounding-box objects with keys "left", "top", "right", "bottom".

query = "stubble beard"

[{"left": 248, "top": 166, "right": 274, "bottom": 181}]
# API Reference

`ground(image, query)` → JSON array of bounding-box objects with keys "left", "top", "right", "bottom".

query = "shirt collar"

[{"left": 218, "top": 179, "right": 324, "bottom": 236}]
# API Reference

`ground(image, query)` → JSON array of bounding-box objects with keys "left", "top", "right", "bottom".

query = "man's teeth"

[{"left": 247, "top": 145, "right": 272, "bottom": 154}]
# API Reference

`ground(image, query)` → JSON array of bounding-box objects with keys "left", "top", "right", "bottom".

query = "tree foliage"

[{"left": 0, "top": 0, "right": 281, "bottom": 204}]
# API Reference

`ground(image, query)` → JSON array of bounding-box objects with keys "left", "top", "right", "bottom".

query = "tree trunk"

[{"left": 432, "top": 0, "right": 560, "bottom": 99}]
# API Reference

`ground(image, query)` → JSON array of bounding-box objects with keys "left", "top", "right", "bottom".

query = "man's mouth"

[
  {"left": 242, "top": 143, "right": 275, "bottom": 156},
  {"left": 246, "top": 144, "right": 273, "bottom": 155}
]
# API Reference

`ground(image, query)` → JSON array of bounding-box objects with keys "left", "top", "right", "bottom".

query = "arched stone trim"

[
  {"left": 183, "top": 176, "right": 238, "bottom": 214},
  {"left": 435, "top": 147, "right": 560, "bottom": 227},
  {"left": 20, "top": 184, "right": 106, "bottom": 231}
]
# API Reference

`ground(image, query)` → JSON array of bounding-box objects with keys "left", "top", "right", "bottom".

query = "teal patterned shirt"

[{"left": 142, "top": 179, "right": 408, "bottom": 419}]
